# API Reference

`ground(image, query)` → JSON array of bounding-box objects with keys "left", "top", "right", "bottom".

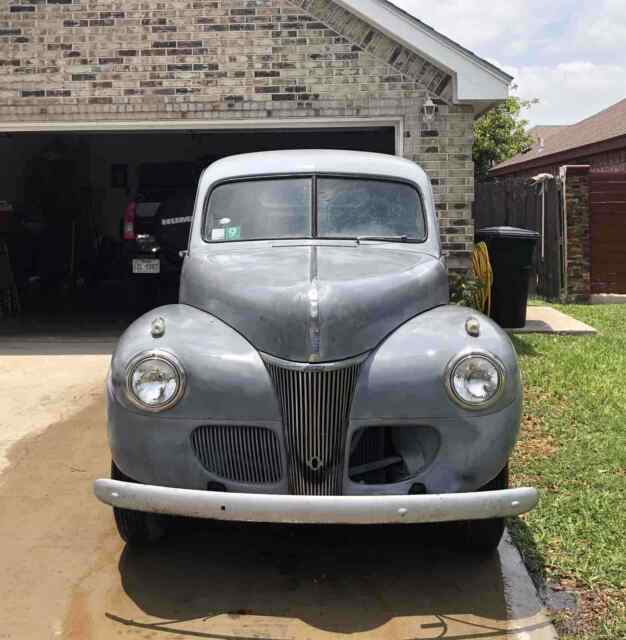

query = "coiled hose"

[{"left": 472, "top": 241, "right": 493, "bottom": 315}]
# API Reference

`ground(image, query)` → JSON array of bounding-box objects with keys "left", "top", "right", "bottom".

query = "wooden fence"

[
  {"left": 590, "top": 171, "right": 626, "bottom": 294},
  {"left": 473, "top": 177, "right": 564, "bottom": 299}
]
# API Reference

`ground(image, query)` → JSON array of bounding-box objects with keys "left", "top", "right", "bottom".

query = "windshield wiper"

[{"left": 355, "top": 235, "right": 409, "bottom": 244}]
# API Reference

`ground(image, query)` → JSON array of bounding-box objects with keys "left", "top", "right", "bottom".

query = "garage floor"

[{"left": 0, "top": 341, "right": 556, "bottom": 640}]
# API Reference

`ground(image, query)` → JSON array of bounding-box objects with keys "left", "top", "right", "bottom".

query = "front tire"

[
  {"left": 453, "top": 465, "right": 508, "bottom": 552},
  {"left": 111, "top": 461, "right": 167, "bottom": 546}
]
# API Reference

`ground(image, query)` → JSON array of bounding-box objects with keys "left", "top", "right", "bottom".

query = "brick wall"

[
  {"left": 0, "top": 0, "right": 476, "bottom": 269},
  {"left": 584, "top": 147, "right": 626, "bottom": 172},
  {"left": 564, "top": 166, "right": 591, "bottom": 301}
]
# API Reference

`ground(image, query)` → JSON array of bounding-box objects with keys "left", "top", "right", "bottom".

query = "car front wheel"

[{"left": 111, "top": 461, "right": 167, "bottom": 546}]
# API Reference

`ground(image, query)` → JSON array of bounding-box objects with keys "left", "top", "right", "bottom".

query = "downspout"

[
  {"left": 559, "top": 166, "right": 569, "bottom": 299},
  {"left": 530, "top": 172, "right": 556, "bottom": 293},
  {"left": 541, "top": 182, "right": 546, "bottom": 260}
]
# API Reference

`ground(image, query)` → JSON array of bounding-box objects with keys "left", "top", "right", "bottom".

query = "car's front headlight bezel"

[
  {"left": 444, "top": 351, "right": 506, "bottom": 410},
  {"left": 125, "top": 350, "right": 186, "bottom": 412}
]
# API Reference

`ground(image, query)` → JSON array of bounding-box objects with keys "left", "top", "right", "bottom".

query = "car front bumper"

[{"left": 94, "top": 479, "right": 538, "bottom": 525}]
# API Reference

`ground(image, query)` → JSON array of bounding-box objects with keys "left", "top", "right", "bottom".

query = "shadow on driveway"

[{"left": 110, "top": 520, "right": 552, "bottom": 639}]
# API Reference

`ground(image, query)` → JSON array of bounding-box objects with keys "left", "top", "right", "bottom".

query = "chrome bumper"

[{"left": 94, "top": 479, "right": 538, "bottom": 524}]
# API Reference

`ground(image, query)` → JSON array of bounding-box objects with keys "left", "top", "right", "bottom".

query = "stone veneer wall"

[
  {"left": 0, "top": 0, "right": 476, "bottom": 269},
  {"left": 564, "top": 166, "right": 591, "bottom": 301}
]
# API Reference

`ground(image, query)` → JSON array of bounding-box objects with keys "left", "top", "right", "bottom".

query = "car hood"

[{"left": 180, "top": 244, "right": 448, "bottom": 363}]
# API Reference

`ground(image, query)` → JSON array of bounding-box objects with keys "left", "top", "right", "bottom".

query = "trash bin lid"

[{"left": 477, "top": 226, "right": 540, "bottom": 241}]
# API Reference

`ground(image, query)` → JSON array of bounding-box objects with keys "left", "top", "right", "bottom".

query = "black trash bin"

[{"left": 476, "top": 226, "right": 540, "bottom": 329}]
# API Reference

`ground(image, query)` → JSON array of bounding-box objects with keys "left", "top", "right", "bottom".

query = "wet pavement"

[{"left": 0, "top": 345, "right": 556, "bottom": 639}]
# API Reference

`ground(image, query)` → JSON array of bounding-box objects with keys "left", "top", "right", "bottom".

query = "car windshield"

[
  {"left": 206, "top": 178, "right": 312, "bottom": 242},
  {"left": 205, "top": 176, "right": 426, "bottom": 242},
  {"left": 317, "top": 177, "right": 424, "bottom": 240}
]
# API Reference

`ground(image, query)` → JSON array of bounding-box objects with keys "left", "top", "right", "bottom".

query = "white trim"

[
  {"left": 334, "top": 0, "right": 510, "bottom": 105},
  {"left": 0, "top": 116, "right": 404, "bottom": 156}
]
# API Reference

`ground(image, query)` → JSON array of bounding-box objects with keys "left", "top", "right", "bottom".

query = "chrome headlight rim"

[
  {"left": 444, "top": 350, "right": 506, "bottom": 411},
  {"left": 125, "top": 349, "right": 186, "bottom": 413}
]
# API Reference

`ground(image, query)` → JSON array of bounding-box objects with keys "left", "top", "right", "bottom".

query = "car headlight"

[
  {"left": 445, "top": 352, "right": 504, "bottom": 409},
  {"left": 126, "top": 350, "right": 185, "bottom": 412}
]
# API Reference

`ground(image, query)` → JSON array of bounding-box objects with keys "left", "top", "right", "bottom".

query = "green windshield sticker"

[{"left": 225, "top": 226, "right": 241, "bottom": 241}]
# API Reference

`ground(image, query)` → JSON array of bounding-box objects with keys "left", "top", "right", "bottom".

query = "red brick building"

[
  {"left": 491, "top": 99, "right": 626, "bottom": 179},
  {"left": 491, "top": 99, "right": 626, "bottom": 298}
]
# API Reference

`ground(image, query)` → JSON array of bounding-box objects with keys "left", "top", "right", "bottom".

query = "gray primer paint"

[
  {"left": 181, "top": 243, "right": 448, "bottom": 363},
  {"left": 106, "top": 150, "right": 524, "bottom": 501},
  {"left": 182, "top": 149, "right": 447, "bottom": 363},
  {"left": 108, "top": 303, "right": 520, "bottom": 496}
]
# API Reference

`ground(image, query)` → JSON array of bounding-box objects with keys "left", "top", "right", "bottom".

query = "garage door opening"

[{"left": 0, "top": 125, "right": 396, "bottom": 335}]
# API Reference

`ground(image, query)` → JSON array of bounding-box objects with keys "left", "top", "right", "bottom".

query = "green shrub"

[{"left": 449, "top": 273, "right": 484, "bottom": 311}]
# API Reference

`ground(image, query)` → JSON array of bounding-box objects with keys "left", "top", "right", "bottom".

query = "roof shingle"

[{"left": 492, "top": 98, "right": 626, "bottom": 172}]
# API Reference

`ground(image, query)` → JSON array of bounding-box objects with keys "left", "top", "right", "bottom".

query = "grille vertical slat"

[
  {"left": 253, "top": 428, "right": 262, "bottom": 484},
  {"left": 191, "top": 425, "right": 282, "bottom": 485},
  {"left": 266, "top": 359, "right": 362, "bottom": 496},
  {"left": 234, "top": 427, "right": 243, "bottom": 482}
]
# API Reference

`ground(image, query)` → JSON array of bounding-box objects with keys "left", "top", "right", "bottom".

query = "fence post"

[{"left": 560, "top": 165, "right": 591, "bottom": 302}]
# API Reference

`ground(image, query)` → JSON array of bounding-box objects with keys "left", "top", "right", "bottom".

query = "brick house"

[
  {"left": 490, "top": 99, "right": 626, "bottom": 299},
  {"left": 0, "top": 0, "right": 511, "bottom": 321},
  {"left": 490, "top": 99, "right": 626, "bottom": 179}
]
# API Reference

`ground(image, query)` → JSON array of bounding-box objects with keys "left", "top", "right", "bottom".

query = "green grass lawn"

[{"left": 509, "top": 304, "right": 626, "bottom": 640}]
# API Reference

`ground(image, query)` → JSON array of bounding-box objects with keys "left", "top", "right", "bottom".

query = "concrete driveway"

[{"left": 0, "top": 339, "right": 556, "bottom": 640}]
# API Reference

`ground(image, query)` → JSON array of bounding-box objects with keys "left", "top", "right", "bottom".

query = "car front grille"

[
  {"left": 265, "top": 356, "right": 364, "bottom": 496},
  {"left": 191, "top": 425, "right": 283, "bottom": 485}
]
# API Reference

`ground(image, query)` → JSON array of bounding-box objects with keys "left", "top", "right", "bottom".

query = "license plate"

[{"left": 132, "top": 259, "right": 160, "bottom": 274}]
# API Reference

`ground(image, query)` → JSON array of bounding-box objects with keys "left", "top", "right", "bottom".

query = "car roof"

[
  {"left": 199, "top": 150, "right": 429, "bottom": 186},
  {"left": 190, "top": 149, "right": 440, "bottom": 258}
]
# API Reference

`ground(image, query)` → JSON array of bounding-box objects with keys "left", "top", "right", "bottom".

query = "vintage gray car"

[{"left": 95, "top": 150, "right": 538, "bottom": 550}]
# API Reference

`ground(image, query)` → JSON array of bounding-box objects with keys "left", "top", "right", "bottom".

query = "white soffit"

[{"left": 334, "top": 0, "right": 511, "bottom": 107}]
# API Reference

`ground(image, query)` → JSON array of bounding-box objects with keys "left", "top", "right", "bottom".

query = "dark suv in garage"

[{"left": 122, "top": 162, "right": 198, "bottom": 307}]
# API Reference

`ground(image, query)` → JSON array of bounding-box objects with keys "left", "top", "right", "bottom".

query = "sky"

[{"left": 389, "top": 0, "right": 626, "bottom": 127}]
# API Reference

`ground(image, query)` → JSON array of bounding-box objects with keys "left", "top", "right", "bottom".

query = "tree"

[{"left": 473, "top": 93, "right": 538, "bottom": 181}]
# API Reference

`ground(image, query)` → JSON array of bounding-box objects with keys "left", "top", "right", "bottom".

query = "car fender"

[
  {"left": 351, "top": 305, "right": 521, "bottom": 421},
  {"left": 348, "top": 305, "right": 522, "bottom": 492},
  {"left": 110, "top": 304, "right": 281, "bottom": 422}
]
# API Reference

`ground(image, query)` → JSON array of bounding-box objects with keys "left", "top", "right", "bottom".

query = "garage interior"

[{"left": 0, "top": 126, "right": 395, "bottom": 335}]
